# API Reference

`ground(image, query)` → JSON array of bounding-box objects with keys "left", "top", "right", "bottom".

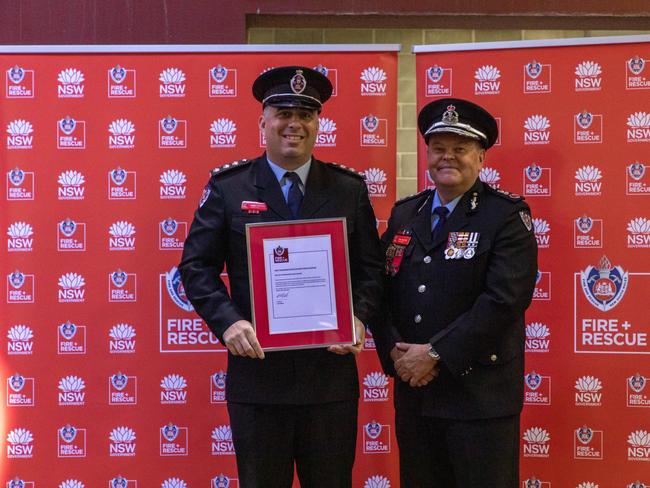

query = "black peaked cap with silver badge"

[
  {"left": 252, "top": 66, "right": 333, "bottom": 112},
  {"left": 418, "top": 98, "right": 498, "bottom": 149}
]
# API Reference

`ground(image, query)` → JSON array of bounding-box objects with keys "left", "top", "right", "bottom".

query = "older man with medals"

[{"left": 373, "top": 98, "right": 538, "bottom": 487}]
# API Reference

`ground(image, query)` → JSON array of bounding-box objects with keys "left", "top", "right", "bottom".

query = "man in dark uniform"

[
  {"left": 373, "top": 98, "right": 538, "bottom": 487},
  {"left": 179, "top": 66, "right": 383, "bottom": 487}
]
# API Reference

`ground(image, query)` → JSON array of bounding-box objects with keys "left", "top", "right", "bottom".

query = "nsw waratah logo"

[
  {"left": 160, "top": 374, "right": 188, "bottom": 404},
  {"left": 575, "top": 61, "right": 602, "bottom": 91},
  {"left": 6, "top": 119, "right": 34, "bottom": 149},
  {"left": 159, "top": 68, "right": 186, "bottom": 97},
  {"left": 165, "top": 266, "right": 193, "bottom": 311},
  {"left": 7, "top": 325, "right": 34, "bottom": 355},
  {"left": 109, "top": 221, "right": 136, "bottom": 251},
  {"left": 58, "top": 170, "right": 85, "bottom": 200},
  {"left": 479, "top": 166, "right": 501, "bottom": 187},
  {"left": 7, "top": 221, "right": 33, "bottom": 252},
  {"left": 210, "top": 119, "right": 237, "bottom": 148},
  {"left": 575, "top": 165, "right": 603, "bottom": 196},
  {"left": 474, "top": 65, "right": 501, "bottom": 95},
  {"left": 581, "top": 256, "right": 628, "bottom": 311},
  {"left": 160, "top": 169, "right": 187, "bottom": 199},
  {"left": 532, "top": 219, "right": 550, "bottom": 248},
  {"left": 109, "top": 323, "right": 136, "bottom": 354},
  {"left": 211, "top": 425, "right": 234, "bottom": 455},
  {"left": 363, "top": 372, "right": 389, "bottom": 402},
  {"left": 162, "top": 478, "right": 187, "bottom": 488},
  {"left": 360, "top": 67, "right": 387, "bottom": 96},
  {"left": 523, "top": 427, "right": 550, "bottom": 457},
  {"left": 575, "top": 376, "right": 603, "bottom": 406},
  {"left": 6, "top": 428, "right": 34, "bottom": 458},
  {"left": 316, "top": 117, "right": 337, "bottom": 147},
  {"left": 627, "top": 218, "right": 650, "bottom": 248},
  {"left": 524, "top": 115, "right": 551, "bottom": 144},
  {"left": 108, "top": 119, "right": 135, "bottom": 149},
  {"left": 628, "top": 430, "right": 650, "bottom": 460},
  {"left": 58, "top": 481, "right": 85, "bottom": 488},
  {"left": 57, "top": 68, "right": 85, "bottom": 98},
  {"left": 58, "top": 375, "right": 85, "bottom": 405},
  {"left": 109, "top": 426, "right": 136, "bottom": 457},
  {"left": 364, "top": 476, "right": 391, "bottom": 488},
  {"left": 364, "top": 168, "right": 388, "bottom": 197},
  {"left": 525, "top": 322, "right": 550, "bottom": 353},
  {"left": 58, "top": 273, "right": 85, "bottom": 303},
  {"left": 627, "top": 112, "right": 650, "bottom": 142}
]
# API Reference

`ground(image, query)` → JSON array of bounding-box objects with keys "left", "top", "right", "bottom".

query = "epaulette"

[
  {"left": 484, "top": 184, "right": 524, "bottom": 202},
  {"left": 394, "top": 189, "right": 431, "bottom": 207},
  {"left": 210, "top": 159, "right": 251, "bottom": 177},
  {"left": 325, "top": 162, "right": 365, "bottom": 180}
]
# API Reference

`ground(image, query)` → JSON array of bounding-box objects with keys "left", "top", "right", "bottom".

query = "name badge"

[
  {"left": 385, "top": 229, "right": 412, "bottom": 276},
  {"left": 241, "top": 201, "right": 268, "bottom": 214},
  {"left": 444, "top": 232, "right": 480, "bottom": 260}
]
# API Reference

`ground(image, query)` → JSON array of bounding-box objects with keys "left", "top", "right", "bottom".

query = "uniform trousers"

[
  {"left": 228, "top": 400, "right": 357, "bottom": 488},
  {"left": 396, "top": 407, "right": 520, "bottom": 488}
]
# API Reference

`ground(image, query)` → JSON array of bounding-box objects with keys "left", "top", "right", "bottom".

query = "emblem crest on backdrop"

[
  {"left": 629, "top": 163, "right": 646, "bottom": 181},
  {"left": 427, "top": 65, "right": 444, "bottom": 83},
  {"left": 161, "top": 218, "right": 178, "bottom": 236},
  {"left": 162, "top": 423, "right": 179, "bottom": 442},
  {"left": 212, "top": 372, "right": 227, "bottom": 389},
  {"left": 60, "top": 219, "right": 77, "bottom": 237},
  {"left": 111, "top": 373, "right": 128, "bottom": 391},
  {"left": 526, "top": 163, "right": 542, "bottom": 182},
  {"left": 59, "top": 117, "right": 76, "bottom": 135},
  {"left": 576, "top": 216, "right": 593, "bottom": 233},
  {"left": 111, "top": 270, "right": 128, "bottom": 287},
  {"left": 313, "top": 64, "right": 329, "bottom": 77},
  {"left": 525, "top": 372, "right": 542, "bottom": 391},
  {"left": 8, "top": 478, "right": 26, "bottom": 488},
  {"left": 212, "top": 475, "right": 231, "bottom": 488},
  {"left": 524, "top": 479, "right": 542, "bottom": 488},
  {"left": 8, "top": 66, "right": 25, "bottom": 83},
  {"left": 580, "top": 255, "right": 628, "bottom": 312},
  {"left": 576, "top": 111, "right": 593, "bottom": 129},
  {"left": 9, "top": 168, "right": 25, "bottom": 186},
  {"left": 365, "top": 421, "right": 382, "bottom": 439},
  {"left": 9, "top": 271, "right": 25, "bottom": 289},
  {"left": 60, "top": 322, "right": 77, "bottom": 339},
  {"left": 629, "top": 373, "right": 646, "bottom": 393},
  {"left": 110, "top": 65, "right": 127, "bottom": 83},
  {"left": 111, "top": 168, "right": 127, "bottom": 185},
  {"left": 111, "top": 476, "right": 128, "bottom": 488},
  {"left": 160, "top": 116, "right": 178, "bottom": 134},
  {"left": 628, "top": 56, "right": 645, "bottom": 75},
  {"left": 362, "top": 115, "right": 379, "bottom": 132},
  {"left": 60, "top": 425, "right": 77, "bottom": 443},
  {"left": 211, "top": 65, "right": 228, "bottom": 83},
  {"left": 9, "top": 373, "right": 25, "bottom": 392},
  {"left": 526, "top": 61, "right": 542, "bottom": 79},
  {"left": 576, "top": 426, "right": 593, "bottom": 444}
]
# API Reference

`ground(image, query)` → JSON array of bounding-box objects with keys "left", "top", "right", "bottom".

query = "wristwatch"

[{"left": 427, "top": 345, "right": 441, "bottom": 361}]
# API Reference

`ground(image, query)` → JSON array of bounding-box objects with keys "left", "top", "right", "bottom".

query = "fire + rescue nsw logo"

[
  {"left": 628, "top": 373, "right": 650, "bottom": 407},
  {"left": 425, "top": 64, "right": 452, "bottom": 97},
  {"left": 524, "top": 371, "right": 550, "bottom": 405},
  {"left": 6, "top": 373, "right": 35, "bottom": 407},
  {"left": 523, "top": 163, "right": 551, "bottom": 197},
  {"left": 58, "top": 321, "right": 86, "bottom": 354},
  {"left": 211, "top": 371, "right": 227, "bottom": 403},
  {"left": 580, "top": 256, "right": 628, "bottom": 311},
  {"left": 108, "top": 65, "right": 136, "bottom": 97},
  {"left": 57, "top": 116, "right": 85, "bottom": 149},
  {"left": 524, "top": 60, "right": 551, "bottom": 93},
  {"left": 209, "top": 64, "right": 237, "bottom": 97},
  {"left": 363, "top": 420, "right": 390, "bottom": 454},
  {"left": 574, "top": 425, "right": 603, "bottom": 459},
  {"left": 58, "top": 424, "right": 86, "bottom": 458},
  {"left": 6, "top": 65, "right": 34, "bottom": 98},
  {"left": 7, "top": 167, "right": 34, "bottom": 200},
  {"left": 108, "top": 372, "right": 137, "bottom": 405}
]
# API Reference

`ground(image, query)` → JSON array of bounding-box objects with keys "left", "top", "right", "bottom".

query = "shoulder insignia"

[
  {"left": 325, "top": 162, "right": 365, "bottom": 179},
  {"left": 484, "top": 184, "right": 525, "bottom": 202},
  {"left": 210, "top": 159, "right": 250, "bottom": 177},
  {"left": 394, "top": 189, "right": 431, "bottom": 207}
]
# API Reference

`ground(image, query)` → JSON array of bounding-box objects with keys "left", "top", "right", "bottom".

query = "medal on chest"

[
  {"left": 385, "top": 229, "right": 412, "bottom": 276},
  {"left": 444, "top": 232, "right": 480, "bottom": 260}
]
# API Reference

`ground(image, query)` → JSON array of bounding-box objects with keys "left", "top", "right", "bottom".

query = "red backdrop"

[
  {"left": 2, "top": 46, "right": 398, "bottom": 488},
  {"left": 416, "top": 36, "right": 650, "bottom": 488}
]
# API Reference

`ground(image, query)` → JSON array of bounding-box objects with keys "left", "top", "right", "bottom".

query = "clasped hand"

[{"left": 392, "top": 342, "right": 439, "bottom": 387}]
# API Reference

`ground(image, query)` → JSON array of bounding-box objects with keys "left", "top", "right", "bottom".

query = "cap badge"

[
  {"left": 442, "top": 105, "right": 459, "bottom": 125},
  {"left": 290, "top": 70, "right": 306, "bottom": 94}
]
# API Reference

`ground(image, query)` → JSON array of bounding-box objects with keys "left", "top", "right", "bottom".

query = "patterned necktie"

[
  {"left": 431, "top": 206, "right": 449, "bottom": 240},
  {"left": 285, "top": 172, "right": 303, "bottom": 219}
]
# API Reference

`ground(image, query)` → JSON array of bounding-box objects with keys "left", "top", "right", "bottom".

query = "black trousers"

[
  {"left": 228, "top": 400, "right": 358, "bottom": 488},
  {"left": 396, "top": 408, "right": 520, "bottom": 488}
]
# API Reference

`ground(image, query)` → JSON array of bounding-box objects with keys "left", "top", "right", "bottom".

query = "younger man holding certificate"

[{"left": 179, "top": 66, "right": 383, "bottom": 487}]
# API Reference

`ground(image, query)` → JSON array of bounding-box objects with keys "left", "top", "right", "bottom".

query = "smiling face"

[
  {"left": 426, "top": 133, "right": 485, "bottom": 202},
  {"left": 259, "top": 106, "right": 319, "bottom": 169}
]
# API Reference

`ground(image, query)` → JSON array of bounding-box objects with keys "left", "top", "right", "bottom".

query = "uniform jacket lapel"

[
  {"left": 252, "top": 156, "right": 293, "bottom": 220},
  {"left": 298, "top": 159, "right": 329, "bottom": 218}
]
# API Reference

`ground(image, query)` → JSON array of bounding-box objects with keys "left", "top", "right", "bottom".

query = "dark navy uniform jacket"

[
  {"left": 373, "top": 178, "right": 538, "bottom": 419},
  {"left": 179, "top": 155, "right": 383, "bottom": 405}
]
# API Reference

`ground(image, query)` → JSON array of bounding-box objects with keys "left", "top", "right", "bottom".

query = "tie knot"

[
  {"left": 433, "top": 206, "right": 449, "bottom": 218},
  {"left": 285, "top": 172, "right": 301, "bottom": 184}
]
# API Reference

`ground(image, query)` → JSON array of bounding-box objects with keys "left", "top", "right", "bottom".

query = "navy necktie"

[
  {"left": 432, "top": 206, "right": 449, "bottom": 240},
  {"left": 285, "top": 172, "right": 303, "bottom": 219}
]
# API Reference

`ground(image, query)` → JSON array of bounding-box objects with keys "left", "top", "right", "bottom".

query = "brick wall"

[{"left": 248, "top": 27, "right": 650, "bottom": 198}]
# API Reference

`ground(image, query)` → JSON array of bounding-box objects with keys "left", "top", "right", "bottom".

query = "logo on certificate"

[{"left": 273, "top": 246, "right": 289, "bottom": 263}]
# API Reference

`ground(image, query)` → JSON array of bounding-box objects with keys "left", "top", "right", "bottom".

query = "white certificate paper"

[{"left": 262, "top": 234, "right": 338, "bottom": 334}]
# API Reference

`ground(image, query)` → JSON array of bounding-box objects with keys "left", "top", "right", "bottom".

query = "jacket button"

[
  {"left": 418, "top": 285, "right": 426, "bottom": 293},
  {"left": 423, "top": 256, "right": 432, "bottom": 264},
  {"left": 490, "top": 354, "right": 498, "bottom": 362},
  {"left": 414, "top": 314, "right": 422, "bottom": 324}
]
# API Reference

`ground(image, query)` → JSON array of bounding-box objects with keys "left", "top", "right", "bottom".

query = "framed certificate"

[{"left": 245, "top": 217, "right": 355, "bottom": 351}]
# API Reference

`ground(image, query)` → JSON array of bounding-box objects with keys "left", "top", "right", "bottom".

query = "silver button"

[
  {"left": 418, "top": 285, "right": 426, "bottom": 293},
  {"left": 490, "top": 354, "right": 498, "bottom": 362},
  {"left": 423, "top": 256, "right": 432, "bottom": 264},
  {"left": 414, "top": 314, "right": 422, "bottom": 324}
]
